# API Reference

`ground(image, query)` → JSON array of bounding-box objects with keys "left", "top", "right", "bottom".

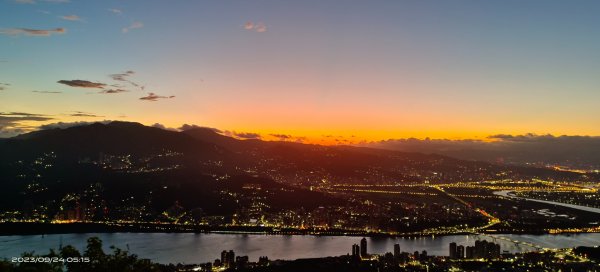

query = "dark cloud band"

[{"left": 58, "top": 79, "right": 106, "bottom": 88}]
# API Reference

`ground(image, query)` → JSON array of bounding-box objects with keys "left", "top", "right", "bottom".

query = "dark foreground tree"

[{"left": 0, "top": 237, "right": 163, "bottom": 272}]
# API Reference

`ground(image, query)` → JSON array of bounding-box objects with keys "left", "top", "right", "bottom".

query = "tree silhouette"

[{"left": 1, "top": 237, "right": 164, "bottom": 272}]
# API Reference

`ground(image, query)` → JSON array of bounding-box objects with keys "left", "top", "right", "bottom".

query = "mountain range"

[{"left": 0, "top": 121, "right": 596, "bottom": 217}]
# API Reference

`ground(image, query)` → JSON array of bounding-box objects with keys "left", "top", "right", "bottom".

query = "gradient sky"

[{"left": 2, "top": 0, "right": 600, "bottom": 143}]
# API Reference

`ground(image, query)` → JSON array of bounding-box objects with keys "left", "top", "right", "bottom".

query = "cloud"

[
  {"left": 59, "top": 15, "right": 82, "bottom": 21},
  {"left": 0, "top": 83, "right": 10, "bottom": 91},
  {"left": 38, "top": 121, "right": 111, "bottom": 130},
  {"left": 139, "top": 92, "right": 175, "bottom": 101},
  {"left": 0, "top": 112, "right": 51, "bottom": 120},
  {"left": 108, "top": 8, "right": 122, "bottom": 15},
  {"left": 109, "top": 70, "right": 142, "bottom": 90},
  {"left": 42, "top": 0, "right": 69, "bottom": 2},
  {"left": 69, "top": 111, "right": 104, "bottom": 118},
  {"left": 122, "top": 22, "right": 143, "bottom": 33},
  {"left": 179, "top": 124, "right": 222, "bottom": 133},
  {"left": 151, "top": 123, "right": 178, "bottom": 131},
  {"left": 100, "top": 89, "right": 128, "bottom": 94},
  {"left": 32, "top": 90, "right": 62, "bottom": 94},
  {"left": 364, "top": 134, "right": 600, "bottom": 168},
  {"left": 254, "top": 23, "right": 267, "bottom": 33},
  {"left": 234, "top": 132, "right": 261, "bottom": 140},
  {"left": 109, "top": 70, "right": 134, "bottom": 81},
  {"left": 487, "top": 133, "right": 557, "bottom": 142},
  {"left": 1, "top": 28, "right": 66, "bottom": 36},
  {"left": 0, "top": 127, "right": 26, "bottom": 138},
  {"left": 270, "top": 133, "right": 292, "bottom": 140},
  {"left": 152, "top": 123, "right": 168, "bottom": 130},
  {"left": 243, "top": 21, "right": 267, "bottom": 33},
  {"left": 15, "top": 0, "right": 35, "bottom": 4},
  {"left": 57, "top": 79, "right": 106, "bottom": 88},
  {"left": 0, "top": 112, "right": 54, "bottom": 138},
  {"left": 58, "top": 71, "right": 145, "bottom": 95}
]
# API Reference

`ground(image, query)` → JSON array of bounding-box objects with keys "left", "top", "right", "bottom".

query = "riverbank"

[{"left": 0, "top": 222, "right": 566, "bottom": 237}]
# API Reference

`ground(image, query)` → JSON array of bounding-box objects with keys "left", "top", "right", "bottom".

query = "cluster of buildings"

[
  {"left": 199, "top": 250, "right": 269, "bottom": 271},
  {"left": 450, "top": 240, "right": 502, "bottom": 259},
  {"left": 351, "top": 238, "right": 369, "bottom": 258}
]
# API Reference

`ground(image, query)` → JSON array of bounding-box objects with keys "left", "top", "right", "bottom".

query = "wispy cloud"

[
  {"left": 108, "top": 8, "right": 122, "bottom": 15},
  {"left": 32, "top": 90, "right": 62, "bottom": 94},
  {"left": 179, "top": 124, "right": 222, "bottom": 133},
  {"left": 109, "top": 70, "right": 134, "bottom": 81},
  {"left": 151, "top": 123, "right": 178, "bottom": 131},
  {"left": 0, "top": 83, "right": 10, "bottom": 91},
  {"left": 221, "top": 130, "right": 261, "bottom": 140},
  {"left": 57, "top": 70, "right": 149, "bottom": 95},
  {"left": 270, "top": 133, "right": 292, "bottom": 140},
  {"left": 244, "top": 21, "right": 255, "bottom": 30},
  {"left": 0, "top": 28, "right": 66, "bottom": 36},
  {"left": 42, "top": 0, "right": 69, "bottom": 3},
  {"left": 100, "top": 89, "right": 128, "bottom": 94},
  {"left": 109, "top": 70, "right": 143, "bottom": 90},
  {"left": 57, "top": 79, "right": 106, "bottom": 88},
  {"left": 254, "top": 23, "right": 267, "bottom": 33},
  {"left": 234, "top": 132, "right": 262, "bottom": 139},
  {"left": 364, "top": 133, "right": 600, "bottom": 168},
  {"left": 59, "top": 15, "right": 82, "bottom": 21},
  {"left": 139, "top": 92, "right": 175, "bottom": 101},
  {"left": 15, "top": 0, "right": 35, "bottom": 4},
  {"left": 243, "top": 21, "right": 267, "bottom": 33},
  {"left": 0, "top": 112, "right": 54, "bottom": 138},
  {"left": 69, "top": 111, "right": 104, "bottom": 118},
  {"left": 122, "top": 21, "right": 143, "bottom": 33}
]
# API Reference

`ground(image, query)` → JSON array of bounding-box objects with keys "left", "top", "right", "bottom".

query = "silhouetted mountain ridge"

[
  {"left": 1, "top": 121, "right": 591, "bottom": 183},
  {"left": 2, "top": 121, "right": 223, "bottom": 160}
]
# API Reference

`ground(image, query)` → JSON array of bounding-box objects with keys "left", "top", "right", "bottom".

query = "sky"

[{"left": 2, "top": 0, "right": 600, "bottom": 144}]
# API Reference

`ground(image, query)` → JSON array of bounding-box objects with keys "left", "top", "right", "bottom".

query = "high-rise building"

[
  {"left": 220, "top": 250, "right": 235, "bottom": 268},
  {"left": 228, "top": 250, "right": 235, "bottom": 267},
  {"left": 449, "top": 242, "right": 457, "bottom": 259},
  {"left": 492, "top": 243, "right": 501, "bottom": 259},
  {"left": 457, "top": 245, "right": 465, "bottom": 259},
  {"left": 221, "top": 250, "right": 228, "bottom": 265},
  {"left": 352, "top": 244, "right": 360, "bottom": 257},
  {"left": 360, "top": 238, "right": 368, "bottom": 257},
  {"left": 394, "top": 244, "right": 401, "bottom": 259},
  {"left": 475, "top": 240, "right": 488, "bottom": 259},
  {"left": 236, "top": 255, "right": 249, "bottom": 267},
  {"left": 466, "top": 246, "right": 475, "bottom": 259}
]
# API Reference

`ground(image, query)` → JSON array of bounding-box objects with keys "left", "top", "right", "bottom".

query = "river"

[{"left": 2, "top": 233, "right": 599, "bottom": 264}]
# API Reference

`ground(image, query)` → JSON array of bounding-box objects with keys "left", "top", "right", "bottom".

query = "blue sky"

[{"left": 2, "top": 0, "right": 600, "bottom": 142}]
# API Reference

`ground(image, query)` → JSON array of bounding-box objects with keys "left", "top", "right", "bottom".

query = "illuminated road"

[
  {"left": 430, "top": 185, "right": 501, "bottom": 232},
  {"left": 494, "top": 190, "right": 600, "bottom": 214}
]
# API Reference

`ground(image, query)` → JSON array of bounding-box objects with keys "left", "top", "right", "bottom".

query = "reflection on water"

[{"left": 1, "top": 233, "right": 599, "bottom": 264}]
